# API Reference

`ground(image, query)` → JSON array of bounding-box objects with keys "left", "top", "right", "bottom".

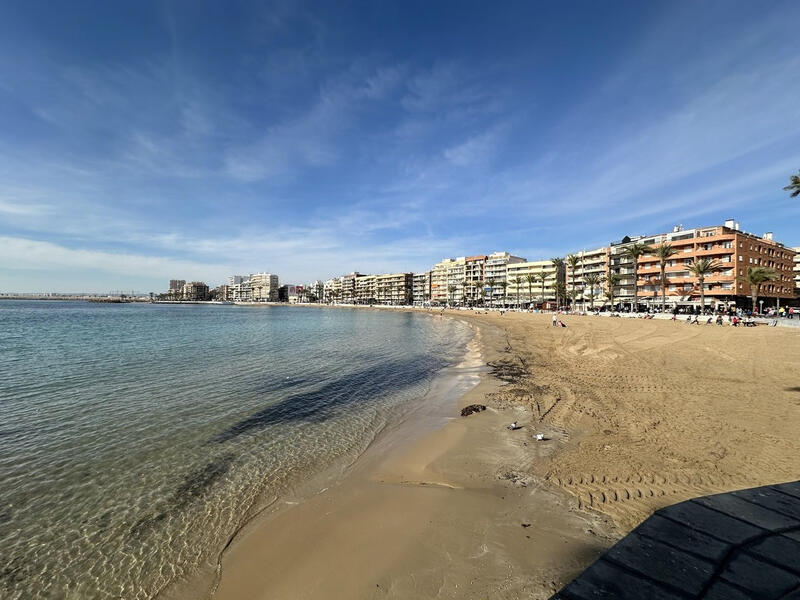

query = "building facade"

[
  {"left": 181, "top": 281, "right": 209, "bottom": 301},
  {"left": 634, "top": 221, "right": 795, "bottom": 310},
  {"left": 169, "top": 279, "right": 186, "bottom": 293},
  {"left": 374, "top": 273, "right": 413, "bottom": 305},
  {"left": 412, "top": 272, "right": 431, "bottom": 305},
  {"left": 250, "top": 273, "right": 280, "bottom": 302},
  {"left": 565, "top": 247, "right": 610, "bottom": 305},
  {"left": 484, "top": 251, "right": 526, "bottom": 306},
  {"left": 507, "top": 260, "right": 565, "bottom": 307},
  {"left": 793, "top": 247, "right": 800, "bottom": 298}
]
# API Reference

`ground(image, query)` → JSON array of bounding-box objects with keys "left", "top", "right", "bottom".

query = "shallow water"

[{"left": 0, "top": 301, "right": 472, "bottom": 599}]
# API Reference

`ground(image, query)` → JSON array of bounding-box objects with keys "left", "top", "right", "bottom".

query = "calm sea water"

[{"left": 0, "top": 301, "right": 473, "bottom": 599}]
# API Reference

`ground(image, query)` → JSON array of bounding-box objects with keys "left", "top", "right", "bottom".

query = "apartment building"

[
  {"left": 355, "top": 274, "right": 377, "bottom": 303},
  {"left": 507, "top": 260, "right": 565, "bottom": 307},
  {"left": 463, "top": 255, "right": 487, "bottom": 304},
  {"left": 446, "top": 258, "right": 467, "bottom": 304},
  {"left": 181, "top": 281, "right": 209, "bottom": 301},
  {"left": 484, "top": 251, "right": 526, "bottom": 306},
  {"left": 412, "top": 272, "right": 431, "bottom": 305},
  {"left": 793, "top": 247, "right": 800, "bottom": 297},
  {"left": 250, "top": 273, "right": 280, "bottom": 302},
  {"left": 430, "top": 258, "right": 458, "bottom": 304},
  {"left": 169, "top": 279, "right": 186, "bottom": 293},
  {"left": 323, "top": 277, "right": 340, "bottom": 302},
  {"left": 565, "top": 247, "right": 610, "bottom": 304},
  {"left": 374, "top": 273, "right": 413, "bottom": 305},
  {"left": 338, "top": 272, "right": 362, "bottom": 304},
  {"left": 635, "top": 221, "right": 795, "bottom": 310}
]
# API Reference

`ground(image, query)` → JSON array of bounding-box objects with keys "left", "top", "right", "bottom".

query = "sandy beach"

[{"left": 210, "top": 310, "right": 800, "bottom": 599}]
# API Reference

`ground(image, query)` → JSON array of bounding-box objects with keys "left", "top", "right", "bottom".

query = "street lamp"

[{"left": 759, "top": 299, "right": 764, "bottom": 315}]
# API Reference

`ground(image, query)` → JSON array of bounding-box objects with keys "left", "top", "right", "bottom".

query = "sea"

[{"left": 0, "top": 301, "right": 475, "bottom": 599}]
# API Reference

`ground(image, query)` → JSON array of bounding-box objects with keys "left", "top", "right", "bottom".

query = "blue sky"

[{"left": 1, "top": 1, "right": 799, "bottom": 292}]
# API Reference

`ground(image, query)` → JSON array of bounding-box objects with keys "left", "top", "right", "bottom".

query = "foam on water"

[{"left": 0, "top": 302, "right": 473, "bottom": 599}]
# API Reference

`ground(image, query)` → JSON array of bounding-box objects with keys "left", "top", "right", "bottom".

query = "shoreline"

[
  {"left": 208, "top": 311, "right": 616, "bottom": 600},
  {"left": 187, "top": 306, "right": 799, "bottom": 599}
]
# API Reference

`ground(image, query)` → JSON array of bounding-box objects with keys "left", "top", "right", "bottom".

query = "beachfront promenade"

[{"left": 551, "top": 481, "right": 800, "bottom": 599}]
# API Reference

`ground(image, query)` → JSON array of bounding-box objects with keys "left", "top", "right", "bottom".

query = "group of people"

[{"left": 551, "top": 315, "right": 567, "bottom": 328}]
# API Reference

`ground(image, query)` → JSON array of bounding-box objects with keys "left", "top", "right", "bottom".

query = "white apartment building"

[
  {"left": 430, "top": 258, "right": 460, "bottom": 304},
  {"left": 355, "top": 274, "right": 377, "bottom": 303},
  {"left": 412, "top": 272, "right": 431, "bottom": 305},
  {"left": 250, "top": 273, "right": 280, "bottom": 302},
  {"left": 507, "top": 260, "right": 564, "bottom": 307},
  {"left": 229, "top": 275, "right": 252, "bottom": 302},
  {"left": 565, "top": 247, "right": 609, "bottom": 304},
  {"left": 793, "top": 247, "right": 800, "bottom": 297},
  {"left": 484, "top": 251, "right": 526, "bottom": 306}
]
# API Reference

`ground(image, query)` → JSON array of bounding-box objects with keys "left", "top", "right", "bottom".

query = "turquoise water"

[{"left": 0, "top": 301, "right": 473, "bottom": 599}]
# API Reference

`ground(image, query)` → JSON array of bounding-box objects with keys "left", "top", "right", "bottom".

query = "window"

[
  {"left": 722, "top": 241, "right": 732, "bottom": 248},
  {"left": 683, "top": 247, "right": 692, "bottom": 252},
  {"left": 739, "top": 256, "right": 743, "bottom": 261}
]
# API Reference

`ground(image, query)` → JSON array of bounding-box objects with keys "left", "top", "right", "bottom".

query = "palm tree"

[
  {"left": 605, "top": 273, "right": 621, "bottom": 310},
  {"left": 566, "top": 254, "right": 581, "bottom": 310},
  {"left": 784, "top": 170, "right": 800, "bottom": 197},
  {"left": 584, "top": 273, "right": 603, "bottom": 310},
  {"left": 447, "top": 284, "right": 457, "bottom": 306},
  {"left": 478, "top": 286, "right": 486, "bottom": 307},
  {"left": 653, "top": 242, "right": 678, "bottom": 312},
  {"left": 552, "top": 281, "right": 567, "bottom": 309},
  {"left": 538, "top": 272, "right": 548, "bottom": 308},
  {"left": 485, "top": 277, "right": 495, "bottom": 308},
  {"left": 513, "top": 275, "right": 523, "bottom": 307},
  {"left": 550, "top": 258, "right": 565, "bottom": 307},
  {"left": 499, "top": 280, "right": 508, "bottom": 307},
  {"left": 524, "top": 273, "right": 535, "bottom": 308},
  {"left": 620, "top": 242, "right": 652, "bottom": 311},
  {"left": 741, "top": 266, "right": 779, "bottom": 314},
  {"left": 687, "top": 258, "right": 721, "bottom": 314}
]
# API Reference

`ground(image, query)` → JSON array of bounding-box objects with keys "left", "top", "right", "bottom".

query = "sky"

[{"left": 1, "top": 1, "right": 799, "bottom": 293}]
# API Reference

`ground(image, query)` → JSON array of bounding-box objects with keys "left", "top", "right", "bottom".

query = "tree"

[
  {"left": 653, "top": 242, "right": 679, "bottom": 312},
  {"left": 566, "top": 254, "right": 581, "bottom": 309},
  {"left": 620, "top": 242, "right": 652, "bottom": 311},
  {"left": 551, "top": 257, "right": 565, "bottom": 307},
  {"left": 605, "top": 273, "right": 621, "bottom": 310},
  {"left": 538, "top": 272, "right": 548, "bottom": 308},
  {"left": 525, "top": 274, "right": 536, "bottom": 308},
  {"left": 688, "top": 258, "right": 721, "bottom": 313},
  {"left": 784, "top": 170, "right": 800, "bottom": 197},
  {"left": 741, "top": 266, "right": 779, "bottom": 314},
  {"left": 513, "top": 275, "right": 523, "bottom": 307},
  {"left": 552, "top": 281, "right": 567, "bottom": 308},
  {"left": 447, "top": 284, "right": 457, "bottom": 306},
  {"left": 500, "top": 280, "right": 508, "bottom": 307},
  {"left": 478, "top": 286, "right": 486, "bottom": 307},
  {"left": 584, "top": 273, "right": 603, "bottom": 310},
  {"left": 485, "top": 277, "right": 495, "bottom": 308}
]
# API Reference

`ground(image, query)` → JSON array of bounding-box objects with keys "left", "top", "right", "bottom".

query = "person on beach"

[{"left": 552, "top": 314, "right": 558, "bottom": 327}]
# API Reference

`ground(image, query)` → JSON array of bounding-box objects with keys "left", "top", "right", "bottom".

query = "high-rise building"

[
  {"left": 484, "top": 251, "right": 526, "bottom": 306},
  {"left": 355, "top": 274, "right": 376, "bottom": 303},
  {"left": 464, "top": 255, "right": 487, "bottom": 305},
  {"left": 412, "top": 272, "right": 431, "bottom": 305},
  {"left": 374, "top": 273, "right": 413, "bottom": 305},
  {"left": 169, "top": 279, "right": 186, "bottom": 293},
  {"left": 250, "top": 273, "right": 279, "bottom": 302},
  {"left": 792, "top": 247, "right": 800, "bottom": 298}
]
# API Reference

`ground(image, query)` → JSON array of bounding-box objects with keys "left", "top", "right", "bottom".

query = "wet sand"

[{"left": 211, "top": 310, "right": 800, "bottom": 599}]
